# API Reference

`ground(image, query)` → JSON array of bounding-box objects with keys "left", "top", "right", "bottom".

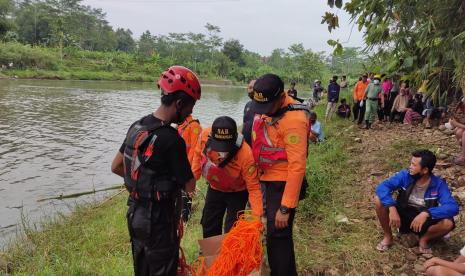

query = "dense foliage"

[
  {"left": 0, "top": 0, "right": 352, "bottom": 84},
  {"left": 324, "top": 0, "right": 465, "bottom": 103}
]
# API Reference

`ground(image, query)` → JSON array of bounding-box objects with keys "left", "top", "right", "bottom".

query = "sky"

[{"left": 81, "top": 0, "right": 365, "bottom": 56}]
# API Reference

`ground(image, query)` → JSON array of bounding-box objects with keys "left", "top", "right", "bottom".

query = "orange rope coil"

[{"left": 194, "top": 212, "right": 264, "bottom": 276}]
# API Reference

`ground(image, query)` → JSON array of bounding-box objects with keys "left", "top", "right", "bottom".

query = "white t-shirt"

[
  {"left": 460, "top": 245, "right": 465, "bottom": 257},
  {"left": 408, "top": 184, "right": 428, "bottom": 208}
]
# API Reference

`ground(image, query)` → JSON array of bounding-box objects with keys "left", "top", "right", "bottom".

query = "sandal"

[{"left": 376, "top": 241, "right": 393, "bottom": 252}]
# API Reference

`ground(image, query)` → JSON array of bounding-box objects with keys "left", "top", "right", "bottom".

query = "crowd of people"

[
  {"left": 110, "top": 65, "right": 464, "bottom": 275},
  {"left": 318, "top": 73, "right": 451, "bottom": 130}
]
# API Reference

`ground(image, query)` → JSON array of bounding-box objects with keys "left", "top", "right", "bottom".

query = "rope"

[
  {"left": 177, "top": 219, "right": 193, "bottom": 276},
  {"left": 193, "top": 212, "right": 264, "bottom": 276}
]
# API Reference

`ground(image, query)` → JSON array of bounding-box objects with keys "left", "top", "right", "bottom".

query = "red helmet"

[{"left": 157, "top": 66, "right": 201, "bottom": 100}]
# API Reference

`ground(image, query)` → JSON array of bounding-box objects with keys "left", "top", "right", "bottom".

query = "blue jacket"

[
  {"left": 327, "top": 82, "right": 340, "bottom": 102},
  {"left": 376, "top": 170, "right": 459, "bottom": 219}
]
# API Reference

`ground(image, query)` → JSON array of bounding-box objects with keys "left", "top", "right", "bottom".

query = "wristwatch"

[{"left": 279, "top": 205, "right": 290, "bottom": 215}]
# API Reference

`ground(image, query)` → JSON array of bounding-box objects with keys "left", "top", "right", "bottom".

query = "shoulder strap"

[
  {"left": 219, "top": 134, "right": 243, "bottom": 168},
  {"left": 180, "top": 119, "right": 200, "bottom": 132},
  {"left": 137, "top": 119, "right": 169, "bottom": 164},
  {"left": 270, "top": 104, "right": 311, "bottom": 124},
  {"left": 203, "top": 134, "right": 243, "bottom": 168}
]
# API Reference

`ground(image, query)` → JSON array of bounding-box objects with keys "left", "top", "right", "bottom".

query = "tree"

[
  {"left": 323, "top": 0, "right": 465, "bottom": 102},
  {"left": 329, "top": 47, "right": 366, "bottom": 76},
  {"left": 0, "top": 0, "right": 14, "bottom": 38},
  {"left": 137, "top": 31, "right": 156, "bottom": 59},
  {"left": 15, "top": 1, "right": 55, "bottom": 45},
  {"left": 222, "top": 39, "right": 244, "bottom": 65},
  {"left": 268, "top": 48, "right": 287, "bottom": 69},
  {"left": 115, "top": 28, "right": 135, "bottom": 52},
  {"left": 288, "top": 43, "right": 305, "bottom": 57},
  {"left": 204, "top": 23, "right": 222, "bottom": 51},
  {"left": 13, "top": 0, "right": 119, "bottom": 50}
]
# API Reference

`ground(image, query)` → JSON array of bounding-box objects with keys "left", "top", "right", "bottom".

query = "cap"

[
  {"left": 250, "top": 73, "right": 284, "bottom": 114},
  {"left": 210, "top": 116, "right": 237, "bottom": 152},
  {"left": 374, "top": 74, "right": 381, "bottom": 79}
]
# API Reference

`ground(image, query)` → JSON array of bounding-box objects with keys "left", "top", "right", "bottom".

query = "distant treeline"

[{"left": 0, "top": 0, "right": 368, "bottom": 83}]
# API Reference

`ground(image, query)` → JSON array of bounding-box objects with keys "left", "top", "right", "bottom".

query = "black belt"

[{"left": 368, "top": 97, "right": 378, "bottom": 101}]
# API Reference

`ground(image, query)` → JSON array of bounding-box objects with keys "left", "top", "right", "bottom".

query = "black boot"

[{"left": 365, "top": 120, "right": 371, "bottom": 129}]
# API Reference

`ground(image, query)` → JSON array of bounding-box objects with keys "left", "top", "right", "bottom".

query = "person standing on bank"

[
  {"left": 325, "top": 75, "right": 340, "bottom": 122},
  {"left": 111, "top": 65, "right": 201, "bottom": 276},
  {"left": 177, "top": 114, "right": 202, "bottom": 222},
  {"left": 363, "top": 74, "right": 384, "bottom": 129},
  {"left": 191, "top": 116, "right": 263, "bottom": 238},
  {"left": 242, "top": 79, "right": 256, "bottom": 146},
  {"left": 250, "top": 73, "right": 309, "bottom": 276},
  {"left": 353, "top": 74, "right": 369, "bottom": 124},
  {"left": 287, "top": 81, "right": 304, "bottom": 103},
  {"left": 312, "top": 79, "right": 324, "bottom": 103}
]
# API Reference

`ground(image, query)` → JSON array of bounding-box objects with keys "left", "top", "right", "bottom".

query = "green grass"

[
  {"left": 1, "top": 181, "right": 210, "bottom": 275},
  {"left": 3, "top": 69, "right": 155, "bottom": 82},
  {"left": 3, "top": 195, "right": 133, "bottom": 275}
]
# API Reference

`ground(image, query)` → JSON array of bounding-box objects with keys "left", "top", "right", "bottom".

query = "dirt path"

[{"left": 298, "top": 121, "right": 465, "bottom": 275}]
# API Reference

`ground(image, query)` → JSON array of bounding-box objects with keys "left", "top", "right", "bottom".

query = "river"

[{"left": 0, "top": 79, "right": 265, "bottom": 244}]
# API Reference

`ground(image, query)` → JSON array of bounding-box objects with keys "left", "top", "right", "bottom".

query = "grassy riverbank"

[
  {"left": 1, "top": 103, "right": 356, "bottom": 274},
  {"left": 0, "top": 42, "right": 333, "bottom": 86},
  {"left": 0, "top": 42, "right": 236, "bottom": 84}
]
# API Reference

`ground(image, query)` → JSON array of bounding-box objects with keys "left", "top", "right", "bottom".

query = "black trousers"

[
  {"left": 397, "top": 205, "right": 453, "bottom": 236},
  {"left": 377, "top": 99, "right": 384, "bottom": 121},
  {"left": 353, "top": 100, "right": 366, "bottom": 124},
  {"left": 201, "top": 186, "right": 249, "bottom": 238},
  {"left": 127, "top": 197, "right": 179, "bottom": 276},
  {"left": 261, "top": 181, "right": 297, "bottom": 276},
  {"left": 390, "top": 110, "right": 406, "bottom": 122}
]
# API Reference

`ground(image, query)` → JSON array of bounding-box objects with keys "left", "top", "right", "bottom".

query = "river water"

[{"left": 0, "top": 79, "right": 259, "bottom": 243}]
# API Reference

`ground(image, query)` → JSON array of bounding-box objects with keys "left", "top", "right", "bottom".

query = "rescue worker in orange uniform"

[
  {"left": 353, "top": 74, "right": 369, "bottom": 124},
  {"left": 177, "top": 114, "right": 202, "bottom": 164},
  {"left": 177, "top": 114, "right": 202, "bottom": 222},
  {"left": 191, "top": 116, "right": 263, "bottom": 238},
  {"left": 250, "top": 73, "right": 309, "bottom": 276}
]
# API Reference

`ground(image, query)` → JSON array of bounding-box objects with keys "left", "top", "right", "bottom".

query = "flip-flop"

[
  {"left": 376, "top": 241, "right": 392, "bottom": 252},
  {"left": 418, "top": 246, "right": 432, "bottom": 254}
]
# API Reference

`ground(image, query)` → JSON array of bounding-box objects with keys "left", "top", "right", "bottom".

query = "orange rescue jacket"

[
  {"left": 192, "top": 128, "right": 263, "bottom": 216},
  {"left": 252, "top": 94, "right": 308, "bottom": 208},
  {"left": 177, "top": 115, "right": 202, "bottom": 165}
]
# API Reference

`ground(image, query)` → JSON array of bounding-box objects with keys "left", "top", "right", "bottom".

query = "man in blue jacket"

[
  {"left": 375, "top": 150, "right": 458, "bottom": 254},
  {"left": 325, "top": 76, "right": 340, "bottom": 122}
]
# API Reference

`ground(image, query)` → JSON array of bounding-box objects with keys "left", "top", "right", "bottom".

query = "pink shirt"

[{"left": 382, "top": 80, "right": 392, "bottom": 95}]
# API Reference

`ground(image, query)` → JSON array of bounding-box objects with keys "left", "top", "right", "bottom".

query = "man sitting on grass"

[
  {"left": 308, "top": 112, "right": 324, "bottom": 143},
  {"left": 337, "top": 98, "right": 351, "bottom": 119},
  {"left": 374, "top": 150, "right": 458, "bottom": 254}
]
